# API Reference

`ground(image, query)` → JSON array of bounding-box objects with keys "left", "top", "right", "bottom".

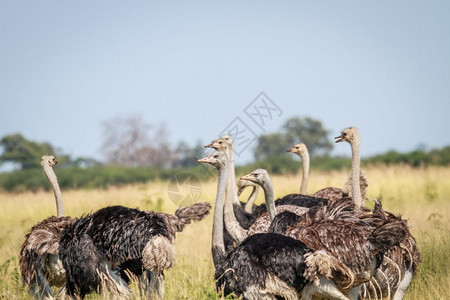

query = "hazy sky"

[{"left": 1, "top": 1, "right": 449, "bottom": 166}]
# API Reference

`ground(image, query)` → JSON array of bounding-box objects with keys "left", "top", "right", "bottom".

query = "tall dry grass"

[{"left": 0, "top": 165, "right": 449, "bottom": 299}]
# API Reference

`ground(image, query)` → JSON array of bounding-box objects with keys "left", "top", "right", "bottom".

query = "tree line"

[{"left": 1, "top": 115, "right": 449, "bottom": 192}]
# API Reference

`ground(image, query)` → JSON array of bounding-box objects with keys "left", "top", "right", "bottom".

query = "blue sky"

[{"left": 1, "top": 1, "right": 449, "bottom": 166}]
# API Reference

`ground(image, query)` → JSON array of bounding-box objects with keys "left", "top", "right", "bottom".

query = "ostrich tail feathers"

[{"left": 173, "top": 202, "right": 211, "bottom": 232}]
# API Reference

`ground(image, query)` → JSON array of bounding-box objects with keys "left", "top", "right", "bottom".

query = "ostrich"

[
  {"left": 204, "top": 135, "right": 328, "bottom": 248},
  {"left": 58, "top": 202, "right": 211, "bottom": 298},
  {"left": 198, "top": 151, "right": 357, "bottom": 300},
  {"left": 19, "top": 155, "right": 75, "bottom": 299},
  {"left": 286, "top": 142, "right": 368, "bottom": 201},
  {"left": 335, "top": 127, "right": 421, "bottom": 300},
  {"left": 242, "top": 168, "right": 408, "bottom": 299}
]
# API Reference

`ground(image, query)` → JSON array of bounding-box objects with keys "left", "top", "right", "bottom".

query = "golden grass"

[{"left": 0, "top": 165, "right": 449, "bottom": 299}]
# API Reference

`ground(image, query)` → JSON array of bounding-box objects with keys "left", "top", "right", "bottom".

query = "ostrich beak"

[
  {"left": 204, "top": 141, "right": 222, "bottom": 150},
  {"left": 240, "top": 174, "right": 253, "bottom": 181},
  {"left": 197, "top": 157, "right": 209, "bottom": 163},
  {"left": 334, "top": 135, "right": 344, "bottom": 143},
  {"left": 286, "top": 148, "right": 294, "bottom": 152}
]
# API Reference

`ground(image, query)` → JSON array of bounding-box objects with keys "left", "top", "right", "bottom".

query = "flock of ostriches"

[{"left": 19, "top": 127, "right": 420, "bottom": 300}]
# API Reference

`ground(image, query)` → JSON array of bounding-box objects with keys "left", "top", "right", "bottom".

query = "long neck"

[
  {"left": 244, "top": 186, "right": 259, "bottom": 214},
  {"left": 261, "top": 177, "right": 276, "bottom": 220},
  {"left": 224, "top": 160, "right": 248, "bottom": 244},
  {"left": 351, "top": 135, "right": 362, "bottom": 210},
  {"left": 212, "top": 165, "right": 228, "bottom": 267},
  {"left": 227, "top": 144, "right": 240, "bottom": 205},
  {"left": 299, "top": 151, "right": 309, "bottom": 194},
  {"left": 42, "top": 163, "right": 64, "bottom": 217}
]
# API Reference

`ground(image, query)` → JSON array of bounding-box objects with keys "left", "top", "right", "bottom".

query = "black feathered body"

[
  {"left": 251, "top": 194, "right": 329, "bottom": 218},
  {"left": 62, "top": 206, "right": 171, "bottom": 263},
  {"left": 59, "top": 203, "right": 211, "bottom": 298},
  {"left": 59, "top": 206, "right": 171, "bottom": 297},
  {"left": 215, "top": 233, "right": 312, "bottom": 299}
]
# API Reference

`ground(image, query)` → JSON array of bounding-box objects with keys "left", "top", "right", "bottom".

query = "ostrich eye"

[
  {"left": 213, "top": 154, "right": 219, "bottom": 158},
  {"left": 218, "top": 141, "right": 223, "bottom": 144}
]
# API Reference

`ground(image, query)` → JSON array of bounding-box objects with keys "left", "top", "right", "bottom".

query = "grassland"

[{"left": 0, "top": 165, "right": 449, "bottom": 299}]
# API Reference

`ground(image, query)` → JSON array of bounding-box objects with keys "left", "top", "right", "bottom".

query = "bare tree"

[{"left": 100, "top": 115, "right": 172, "bottom": 167}]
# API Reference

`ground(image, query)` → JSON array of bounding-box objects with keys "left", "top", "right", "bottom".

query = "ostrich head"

[
  {"left": 41, "top": 155, "right": 57, "bottom": 167},
  {"left": 197, "top": 151, "right": 227, "bottom": 169},
  {"left": 334, "top": 127, "right": 359, "bottom": 144},
  {"left": 286, "top": 143, "right": 308, "bottom": 157},
  {"left": 240, "top": 169, "right": 269, "bottom": 186},
  {"left": 204, "top": 135, "right": 233, "bottom": 150},
  {"left": 236, "top": 178, "right": 258, "bottom": 196}
]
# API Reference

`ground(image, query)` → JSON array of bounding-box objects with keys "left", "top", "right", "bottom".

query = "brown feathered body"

[
  {"left": 269, "top": 200, "right": 408, "bottom": 292},
  {"left": 312, "top": 171, "right": 369, "bottom": 202},
  {"left": 312, "top": 187, "right": 346, "bottom": 201},
  {"left": 19, "top": 216, "right": 76, "bottom": 298}
]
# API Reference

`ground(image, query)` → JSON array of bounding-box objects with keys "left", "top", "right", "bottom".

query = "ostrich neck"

[
  {"left": 300, "top": 151, "right": 309, "bottom": 194},
  {"left": 244, "top": 186, "right": 259, "bottom": 214},
  {"left": 227, "top": 145, "right": 240, "bottom": 205},
  {"left": 212, "top": 164, "right": 228, "bottom": 267},
  {"left": 351, "top": 137, "right": 362, "bottom": 209},
  {"left": 42, "top": 164, "right": 64, "bottom": 217},
  {"left": 261, "top": 178, "right": 276, "bottom": 220},
  {"left": 224, "top": 166, "right": 248, "bottom": 244}
]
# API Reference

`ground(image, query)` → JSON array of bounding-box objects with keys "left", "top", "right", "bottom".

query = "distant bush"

[
  {"left": 365, "top": 146, "right": 450, "bottom": 167},
  {"left": 0, "top": 163, "right": 216, "bottom": 192},
  {"left": 0, "top": 168, "right": 45, "bottom": 192},
  {"left": 310, "top": 155, "right": 351, "bottom": 171},
  {"left": 429, "top": 146, "right": 450, "bottom": 165}
]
